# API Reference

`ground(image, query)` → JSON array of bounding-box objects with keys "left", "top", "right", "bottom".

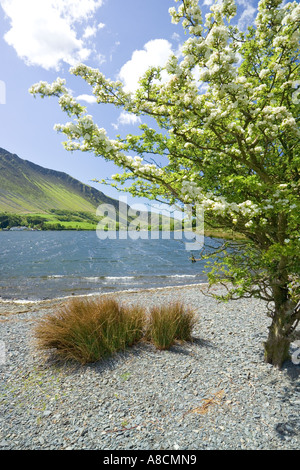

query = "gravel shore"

[{"left": 0, "top": 283, "right": 299, "bottom": 451}]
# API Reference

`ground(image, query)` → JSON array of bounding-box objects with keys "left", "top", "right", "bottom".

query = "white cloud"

[
  {"left": 172, "top": 32, "right": 181, "bottom": 42},
  {"left": 119, "top": 112, "right": 142, "bottom": 126},
  {"left": 201, "top": 0, "right": 257, "bottom": 29},
  {"left": 112, "top": 111, "right": 142, "bottom": 130},
  {"left": 0, "top": 0, "right": 104, "bottom": 70},
  {"left": 236, "top": 1, "right": 256, "bottom": 30},
  {"left": 83, "top": 25, "right": 97, "bottom": 39},
  {"left": 109, "top": 40, "right": 120, "bottom": 62},
  {"left": 83, "top": 21, "right": 105, "bottom": 39},
  {"left": 76, "top": 94, "right": 97, "bottom": 104},
  {"left": 95, "top": 52, "right": 106, "bottom": 66},
  {"left": 118, "top": 39, "right": 173, "bottom": 93}
]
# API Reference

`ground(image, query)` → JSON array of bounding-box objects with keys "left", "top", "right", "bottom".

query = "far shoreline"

[
  {"left": 0, "top": 227, "right": 243, "bottom": 239},
  {"left": 0, "top": 282, "right": 225, "bottom": 318},
  {"left": 0, "top": 281, "right": 213, "bottom": 306}
]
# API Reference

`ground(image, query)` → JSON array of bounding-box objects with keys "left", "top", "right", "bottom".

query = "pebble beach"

[{"left": 0, "top": 283, "right": 299, "bottom": 451}]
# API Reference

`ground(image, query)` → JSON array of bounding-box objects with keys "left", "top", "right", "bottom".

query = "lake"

[{"left": 0, "top": 231, "right": 222, "bottom": 301}]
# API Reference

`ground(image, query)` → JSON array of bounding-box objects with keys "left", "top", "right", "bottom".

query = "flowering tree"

[{"left": 30, "top": 0, "right": 300, "bottom": 368}]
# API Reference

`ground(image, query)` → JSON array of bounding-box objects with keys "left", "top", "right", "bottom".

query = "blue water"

[{"left": 0, "top": 231, "right": 222, "bottom": 301}]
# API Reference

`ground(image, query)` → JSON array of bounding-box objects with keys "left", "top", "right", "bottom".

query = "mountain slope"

[
  {"left": 0, "top": 147, "right": 120, "bottom": 214},
  {"left": 0, "top": 147, "right": 184, "bottom": 232}
]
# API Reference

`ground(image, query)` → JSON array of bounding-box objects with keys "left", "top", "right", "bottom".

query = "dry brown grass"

[
  {"left": 34, "top": 296, "right": 197, "bottom": 364},
  {"left": 34, "top": 297, "right": 146, "bottom": 364},
  {"left": 146, "top": 301, "right": 196, "bottom": 350}
]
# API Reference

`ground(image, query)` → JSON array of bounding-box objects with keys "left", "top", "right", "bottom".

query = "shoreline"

[{"left": 0, "top": 281, "right": 212, "bottom": 304}]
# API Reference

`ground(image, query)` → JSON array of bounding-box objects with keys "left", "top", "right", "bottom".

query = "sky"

[{"left": 0, "top": 0, "right": 259, "bottom": 206}]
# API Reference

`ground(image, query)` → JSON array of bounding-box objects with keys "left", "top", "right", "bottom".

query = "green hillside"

[
  {"left": 0, "top": 147, "right": 119, "bottom": 214},
  {"left": 0, "top": 147, "right": 176, "bottom": 231}
]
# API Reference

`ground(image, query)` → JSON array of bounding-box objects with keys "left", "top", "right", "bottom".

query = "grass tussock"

[
  {"left": 146, "top": 301, "right": 196, "bottom": 351},
  {"left": 34, "top": 297, "right": 196, "bottom": 364},
  {"left": 34, "top": 297, "right": 145, "bottom": 364}
]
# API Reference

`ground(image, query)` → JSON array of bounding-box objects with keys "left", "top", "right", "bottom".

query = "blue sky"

[{"left": 0, "top": 0, "right": 258, "bottom": 204}]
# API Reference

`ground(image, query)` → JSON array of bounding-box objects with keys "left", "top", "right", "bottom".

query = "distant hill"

[
  {"left": 0, "top": 147, "right": 178, "bottom": 231},
  {"left": 0, "top": 147, "right": 242, "bottom": 237},
  {"left": 0, "top": 147, "right": 121, "bottom": 214}
]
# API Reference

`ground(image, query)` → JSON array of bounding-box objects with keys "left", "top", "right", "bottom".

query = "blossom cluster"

[{"left": 180, "top": 181, "right": 261, "bottom": 222}]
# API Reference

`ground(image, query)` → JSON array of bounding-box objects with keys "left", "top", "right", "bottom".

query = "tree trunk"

[
  {"left": 264, "top": 320, "right": 291, "bottom": 368},
  {"left": 263, "top": 291, "right": 295, "bottom": 368}
]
